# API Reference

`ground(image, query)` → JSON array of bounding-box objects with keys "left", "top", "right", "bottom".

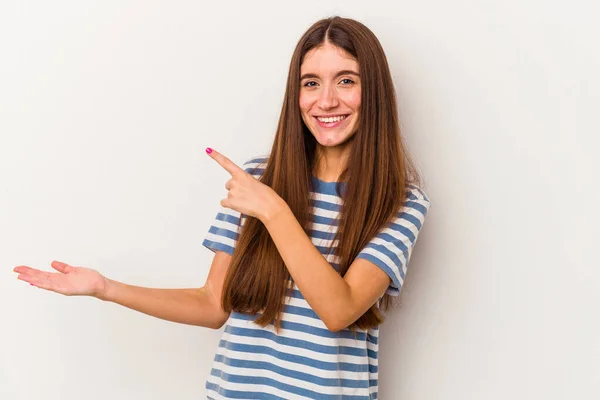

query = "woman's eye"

[
  {"left": 303, "top": 81, "right": 318, "bottom": 87},
  {"left": 340, "top": 78, "right": 354, "bottom": 85}
]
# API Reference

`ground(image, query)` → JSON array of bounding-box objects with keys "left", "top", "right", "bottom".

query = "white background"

[{"left": 1, "top": 1, "right": 598, "bottom": 399}]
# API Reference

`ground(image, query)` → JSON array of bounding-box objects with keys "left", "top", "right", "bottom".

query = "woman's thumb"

[{"left": 50, "top": 260, "right": 72, "bottom": 274}]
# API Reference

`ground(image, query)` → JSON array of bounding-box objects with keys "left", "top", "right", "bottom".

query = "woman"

[{"left": 14, "top": 16, "right": 430, "bottom": 399}]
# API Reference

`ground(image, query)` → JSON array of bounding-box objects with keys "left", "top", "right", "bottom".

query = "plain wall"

[{"left": 1, "top": 1, "right": 597, "bottom": 399}]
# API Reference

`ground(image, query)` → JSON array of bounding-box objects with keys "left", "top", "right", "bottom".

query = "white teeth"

[{"left": 317, "top": 115, "right": 347, "bottom": 123}]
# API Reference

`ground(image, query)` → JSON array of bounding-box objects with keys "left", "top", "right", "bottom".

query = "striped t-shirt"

[{"left": 202, "top": 156, "right": 430, "bottom": 400}]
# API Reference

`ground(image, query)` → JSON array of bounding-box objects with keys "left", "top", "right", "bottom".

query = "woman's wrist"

[
  {"left": 94, "top": 276, "right": 113, "bottom": 301},
  {"left": 261, "top": 194, "right": 290, "bottom": 225}
]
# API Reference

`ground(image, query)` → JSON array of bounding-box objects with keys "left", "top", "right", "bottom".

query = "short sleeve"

[
  {"left": 355, "top": 185, "right": 431, "bottom": 296},
  {"left": 201, "top": 156, "right": 268, "bottom": 255},
  {"left": 202, "top": 207, "right": 244, "bottom": 255}
]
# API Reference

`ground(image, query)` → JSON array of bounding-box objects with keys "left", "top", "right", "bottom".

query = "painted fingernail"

[{"left": 206, "top": 147, "right": 213, "bottom": 154}]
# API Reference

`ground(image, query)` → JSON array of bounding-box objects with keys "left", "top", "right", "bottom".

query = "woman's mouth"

[{"left": 314, "top": 114, "right": 349, "bottom": 128}]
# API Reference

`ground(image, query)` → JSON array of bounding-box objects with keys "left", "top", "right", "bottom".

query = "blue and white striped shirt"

[{"left": 202, "top": 157, "right": 430, "bottom": 399}]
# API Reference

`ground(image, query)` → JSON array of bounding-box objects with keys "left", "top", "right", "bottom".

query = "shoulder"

[
  {"left": 402, "top": 184, "right": 431, "bottom": 218},
  {"left": 241, "top": 155, "right": 269, "bottom": 178}
]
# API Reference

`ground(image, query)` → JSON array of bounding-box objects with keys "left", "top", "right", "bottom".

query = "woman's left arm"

[{"left": 262, "top": 203, "right": 391, "bottom": 332}]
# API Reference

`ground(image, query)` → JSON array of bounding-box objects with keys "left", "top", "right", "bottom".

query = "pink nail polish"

[{"left": 206, "top": 147, "right": 213, "bottom": 154}]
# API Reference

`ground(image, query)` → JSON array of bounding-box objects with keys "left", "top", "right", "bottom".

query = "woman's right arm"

[
  {"left": 100, "top": 250, "right": 231, "bottom": 328},
  {"left": 14, "top": 251, "right": 232, "bottom": 330}
]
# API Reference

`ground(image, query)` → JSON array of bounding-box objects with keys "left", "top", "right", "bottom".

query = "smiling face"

[{"left": 299, "top": 41, "right": 361, "bottom": 150}]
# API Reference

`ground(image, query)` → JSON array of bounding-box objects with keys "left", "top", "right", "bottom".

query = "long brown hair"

[{"left": 221, "top": 16, "right": 421, "bottom": 333}]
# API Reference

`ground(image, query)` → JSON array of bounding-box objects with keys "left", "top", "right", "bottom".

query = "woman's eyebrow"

[{"left": 300, "top": 70, "right": 360, "bottom": 80}]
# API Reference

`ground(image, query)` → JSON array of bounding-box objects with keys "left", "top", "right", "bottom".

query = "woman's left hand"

[{"left": 206, "top": 148, "right": 287, "bottom": 223}]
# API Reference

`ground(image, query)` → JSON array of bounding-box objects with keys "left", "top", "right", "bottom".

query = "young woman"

[{"left": 14, "top": 16, "right": 430, "bottom": 400}]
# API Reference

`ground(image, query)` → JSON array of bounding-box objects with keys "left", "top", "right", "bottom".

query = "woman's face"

[{"left": 299, "top": 42, "right": 361, "bottom": 148}]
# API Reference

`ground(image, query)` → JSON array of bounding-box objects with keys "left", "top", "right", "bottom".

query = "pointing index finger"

[{"left": 206, "top": 148, "right": 245, "bottom": 177}]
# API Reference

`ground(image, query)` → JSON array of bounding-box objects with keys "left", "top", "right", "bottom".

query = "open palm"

[{"left": 14, "top": 261, "right": 106, "bottom": 297}]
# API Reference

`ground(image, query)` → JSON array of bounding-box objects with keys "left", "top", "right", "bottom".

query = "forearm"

[
  {"left": 97, "top": 279, "right": 227, "bottom": 329},
  {"left": 262, "top": 202, "right": 353, "bottom": 331}
]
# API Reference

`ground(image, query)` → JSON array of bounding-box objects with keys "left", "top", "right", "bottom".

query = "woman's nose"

[{"left": 316, "top": 85, "right": 339, "bottom": 110}]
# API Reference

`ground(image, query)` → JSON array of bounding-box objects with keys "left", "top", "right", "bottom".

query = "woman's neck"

[{"left": 314, "top": 145, "right": 349, "bottom": 182}]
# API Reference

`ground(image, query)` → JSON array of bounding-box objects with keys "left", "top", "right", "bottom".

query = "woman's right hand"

[{"left": 13, "top": 261, "right": 108, "bottom": 298}]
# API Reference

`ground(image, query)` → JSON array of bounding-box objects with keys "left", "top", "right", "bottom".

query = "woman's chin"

[{"left": 313, "top": 129, "right": 355, "bottom": 148}]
